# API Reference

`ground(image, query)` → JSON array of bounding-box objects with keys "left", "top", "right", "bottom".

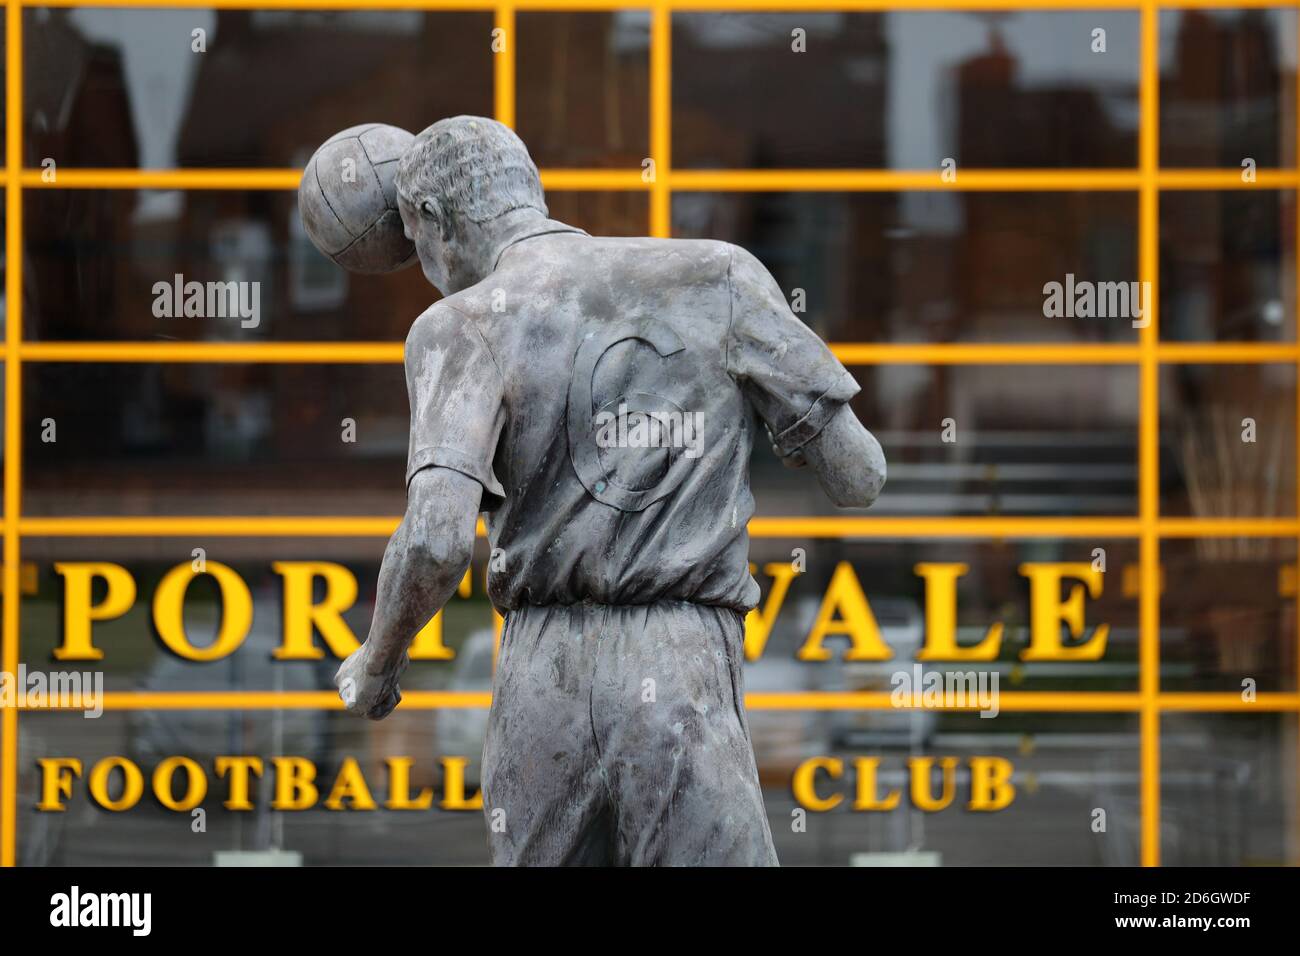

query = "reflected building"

[
  {"left": 1162, "top": 9, "right": 1283, "bottom": 168},
  {"left": 6, "top": 5, "right": 1298, "bottom": 869}
]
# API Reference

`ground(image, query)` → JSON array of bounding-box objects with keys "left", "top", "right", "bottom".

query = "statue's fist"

[
  {"left": 334, "top": 642, "right": 403, "bottom": 720},
  {"left": 764, "top": 424, "right": 807, "bottom": 470}
]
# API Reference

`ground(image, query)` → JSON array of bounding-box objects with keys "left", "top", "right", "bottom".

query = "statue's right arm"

[
  {"left": 795, "top": 404, "right": 886, "bottom": 509},
  {"left": 727, "top": 242, "right": 886, "bottom": 511}
]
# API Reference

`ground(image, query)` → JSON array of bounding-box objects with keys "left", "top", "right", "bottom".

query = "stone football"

[{"left": 298, "top": 123, "right": 417, "bottom": 274}]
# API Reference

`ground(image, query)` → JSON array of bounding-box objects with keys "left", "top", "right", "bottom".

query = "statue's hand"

[
  {"left": 764, "top": 424, "right": 808, "bottom": 470},
  {"left": 334, "top": 642, "right": 404, "bottom": 720}
]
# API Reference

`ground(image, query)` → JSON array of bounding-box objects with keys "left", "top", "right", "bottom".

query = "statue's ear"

[{"left": 421, "top": 198, "right": 451, "bottom": 241}]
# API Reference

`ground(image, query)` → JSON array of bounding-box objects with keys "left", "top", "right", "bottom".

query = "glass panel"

[
  {"left": 10, "top": 0, "right": 1300, "bottom": 872},
  {"left": 1159, "top": 9, "right": 1299, "bottom": 169},
  {"left": 676, "top": 192, "right": 1139, "bottom": 344},
  {"left": 25, "top": 363, "right": 409, "bottom": 516},
  {"left": 673, "top": 12, "right": 1140, "bottom": 170},
  {"left": 1160, "top": 713, "right": 1296, "bottom": 865},
  {"left": 1160, "top": 190, "right": 1296, "bottom": 342},
  {"left": 23, "top": 8, "right": 494, "bottom": 169},
  {"left": 753, "top": 364, "right": 1138, "bottom": 517},
  {"left": 20, "top": 538, "right": 499, "bottom": 695},
  {"left": 1159, "top": 363, "right": 1297, "bottom": 517},
  {"left": 772, "top": 712, "right": 1141, "bottom": 865},
  {"left": 16, "top": 708, "right": 490, "bottom": 865},
  {"left": 747, "top": 537, "right": 1137, "bottom": 694},
  {"left": 23, "top": 189, "right": 642, "bottom": 342},
  {"left": 14, "top": 705, "right": 1146, "bottom": 865},
  {"left": 545, "top": 190, "right": 648, "bottom": 238},
  {"left": 27, "top": 358, "right": 1137, "bottom": 522},
  {"left": 517, "top": 12, "right": 650, "bottom": 168},
  {"left": 1160, "top": 538, "right": 1297, "bottom": 693}
]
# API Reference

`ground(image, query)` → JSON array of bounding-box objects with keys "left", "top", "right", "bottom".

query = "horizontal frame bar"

[
  {"left": 18, "top": 342, "right": 1300, "bottom": 364},
  {"left": 17, "top": 0, "right": 1300, "bottom": 11},
  {"left": 14, "top": 516, "right": 1300, "bottom": 537},
  {"left": 14, "top": 691, "right": 1300, "bottom": 712},
  {"left": 674, "top": 169, "right": 1300, "bottom": 191},
  {"left": 16, "top": 168, "right": 1300, "bottom": 191}
]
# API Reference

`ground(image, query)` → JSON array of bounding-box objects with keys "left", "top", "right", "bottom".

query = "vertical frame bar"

[
  {"left": 1294, "top": 3, "right": 1300, "bottom": 867},
  {"left": 650, "top": 0, "right": 671, "bottom": 238},
  {"left": 492, "top": 1, "right": 515, "bottom": 670},
  {"left": 495, "top": 2, "right": 515, "bottom": 129},
  {"left": 1138, "top": 0, "right": 1161, "bottom": 868},
  {"left": 2, "top": 0, "right": 22, "bottom": 869}
]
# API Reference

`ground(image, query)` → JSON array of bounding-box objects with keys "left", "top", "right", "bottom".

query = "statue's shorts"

[{"left": 481, "top": 600, "right": 779, "bottom": 866}]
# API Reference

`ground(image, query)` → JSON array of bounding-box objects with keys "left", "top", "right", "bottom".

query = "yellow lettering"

[
  {"left": 914, "top": 563, "right": 1003, "bottom": 661},
  {"left": 273, "top": 562, "right": 360, "bottom": 660},
  {"left": 798, "top": 562, "right": 891, "bottom": 661},
  {"left": 1019, "top": 562, "right": 1109, "bottom": 661},
  {"left": 271, "top": 757, "right": 319, "bottom": 810},
  {"left": 967, "top": 756, "right": 1016, "bottom": 811},
  {"left": 908, "top": 756, "right": 958, "bottom": 811},
  {"left": 53, "top": 563, "right": 135, "bottom": 661},
  {"left": 743, "top": 562, "right": 799, "bottom": 661},
  {"left": 152, "top": 756, "right": 207, "bottom": 811},
  {"left": 324, "top": 757, "right": 378, "bottom": 811},
  {"left": 439, "top": 757, "right": 483, "bottom": 810},
  {"left": 385, "top": 757, "right": 435, "bottom": 810},
  {"left": 88, "top": 756, "right": 144, "bottom": 812},
  {"left": 36, "top": 757, "right": 82, "bottom": 811},
  {"left": 852, "top": 757, "right": 901, "bottom": 810},
  {"left": 792, "top": 757, "right": 843, "bottom": 811},
  {"left": 153, "top": 561, "right": 252, "bottom": 661},
  {"left": 215, "top": 756, "right": 264, "bottom": 811}
]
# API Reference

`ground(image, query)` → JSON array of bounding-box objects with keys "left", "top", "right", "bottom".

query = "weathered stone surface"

[{"left": 334, "top": 117, "right": 886, "bottom": 867}]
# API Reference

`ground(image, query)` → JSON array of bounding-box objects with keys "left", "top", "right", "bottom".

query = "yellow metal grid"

[{"left": 1, "top": 0, "right": 1298, "bottom": 868}]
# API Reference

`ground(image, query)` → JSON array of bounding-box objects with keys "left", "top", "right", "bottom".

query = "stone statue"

[{"left": 334, "top": 116, "right": 886, "bottom": 866}]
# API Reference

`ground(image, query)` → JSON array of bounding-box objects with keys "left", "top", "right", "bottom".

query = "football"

[{"left": 298, "top": 123, "right": 417, "bottom": 274}]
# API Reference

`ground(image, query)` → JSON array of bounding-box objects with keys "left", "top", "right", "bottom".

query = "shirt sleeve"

[
  {"left": 404, "top": 304, "right": 507, "bottom": 511},
  {"left": 725, "top": 244, "right": 860, "bottom": 458}
]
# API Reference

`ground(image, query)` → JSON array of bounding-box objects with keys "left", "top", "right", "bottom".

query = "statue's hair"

[{"left": 395, "top": 116, "right": 547, "bottom": 224}]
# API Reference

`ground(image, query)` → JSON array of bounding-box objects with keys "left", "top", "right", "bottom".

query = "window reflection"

[
  {"left": 517, "top": 12, "right": 650, "bottom": 167},
  {"left": 25, "top": 363, "right": 410, "bottom": 517},
  {"left": 674, "top": 12, "right": 1141, "bottom": 170},
  {"left": 23, "top": 189, "right": 645, "bottom": 344},
  {"left": 24, "top": 8, "right": 493, "bottom": 169},
  {"left": 1160, "top": 364, "right": 1296, "bottom": 517},
  {"left": 1160, "top": 191, "right": 1295, "bottom": 342},
  {"left": 677, "top": 192, "right": 1139, "bottom": 344},
  {"left": 9, "top": 3, "right": 1299, "bottom": 869},
  {"left": 1160, "top": 9, "right": 1298, "bottom": 169},
  {"left": 1160, "top": 538, "right": 1297, "bottom": 694}
]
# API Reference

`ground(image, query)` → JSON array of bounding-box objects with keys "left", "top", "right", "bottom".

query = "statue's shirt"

[{"left": 404, "top": 231, "right": 859, "bottom": 613}]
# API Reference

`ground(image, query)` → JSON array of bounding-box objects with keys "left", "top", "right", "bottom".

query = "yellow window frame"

[{"left": 2, "top": 0, "right": 1300, "bottom": 869}]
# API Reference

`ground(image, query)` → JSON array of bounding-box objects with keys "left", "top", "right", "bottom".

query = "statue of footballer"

[{"left": 301, "top": 116, "right": 886, "bottom": 866}]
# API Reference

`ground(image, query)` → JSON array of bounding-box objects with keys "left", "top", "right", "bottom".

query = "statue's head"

[{"left": 395, "top": 116, "right": 548, "bottom": 295}]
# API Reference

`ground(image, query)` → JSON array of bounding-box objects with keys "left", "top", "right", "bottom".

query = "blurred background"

[{"left": 3, "top": 5, "right": 1298, "bottom": 866}]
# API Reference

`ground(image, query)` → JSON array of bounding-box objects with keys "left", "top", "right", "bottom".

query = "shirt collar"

[{"left": 492, "top": 221, "right": 590, "bottom": 271}]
